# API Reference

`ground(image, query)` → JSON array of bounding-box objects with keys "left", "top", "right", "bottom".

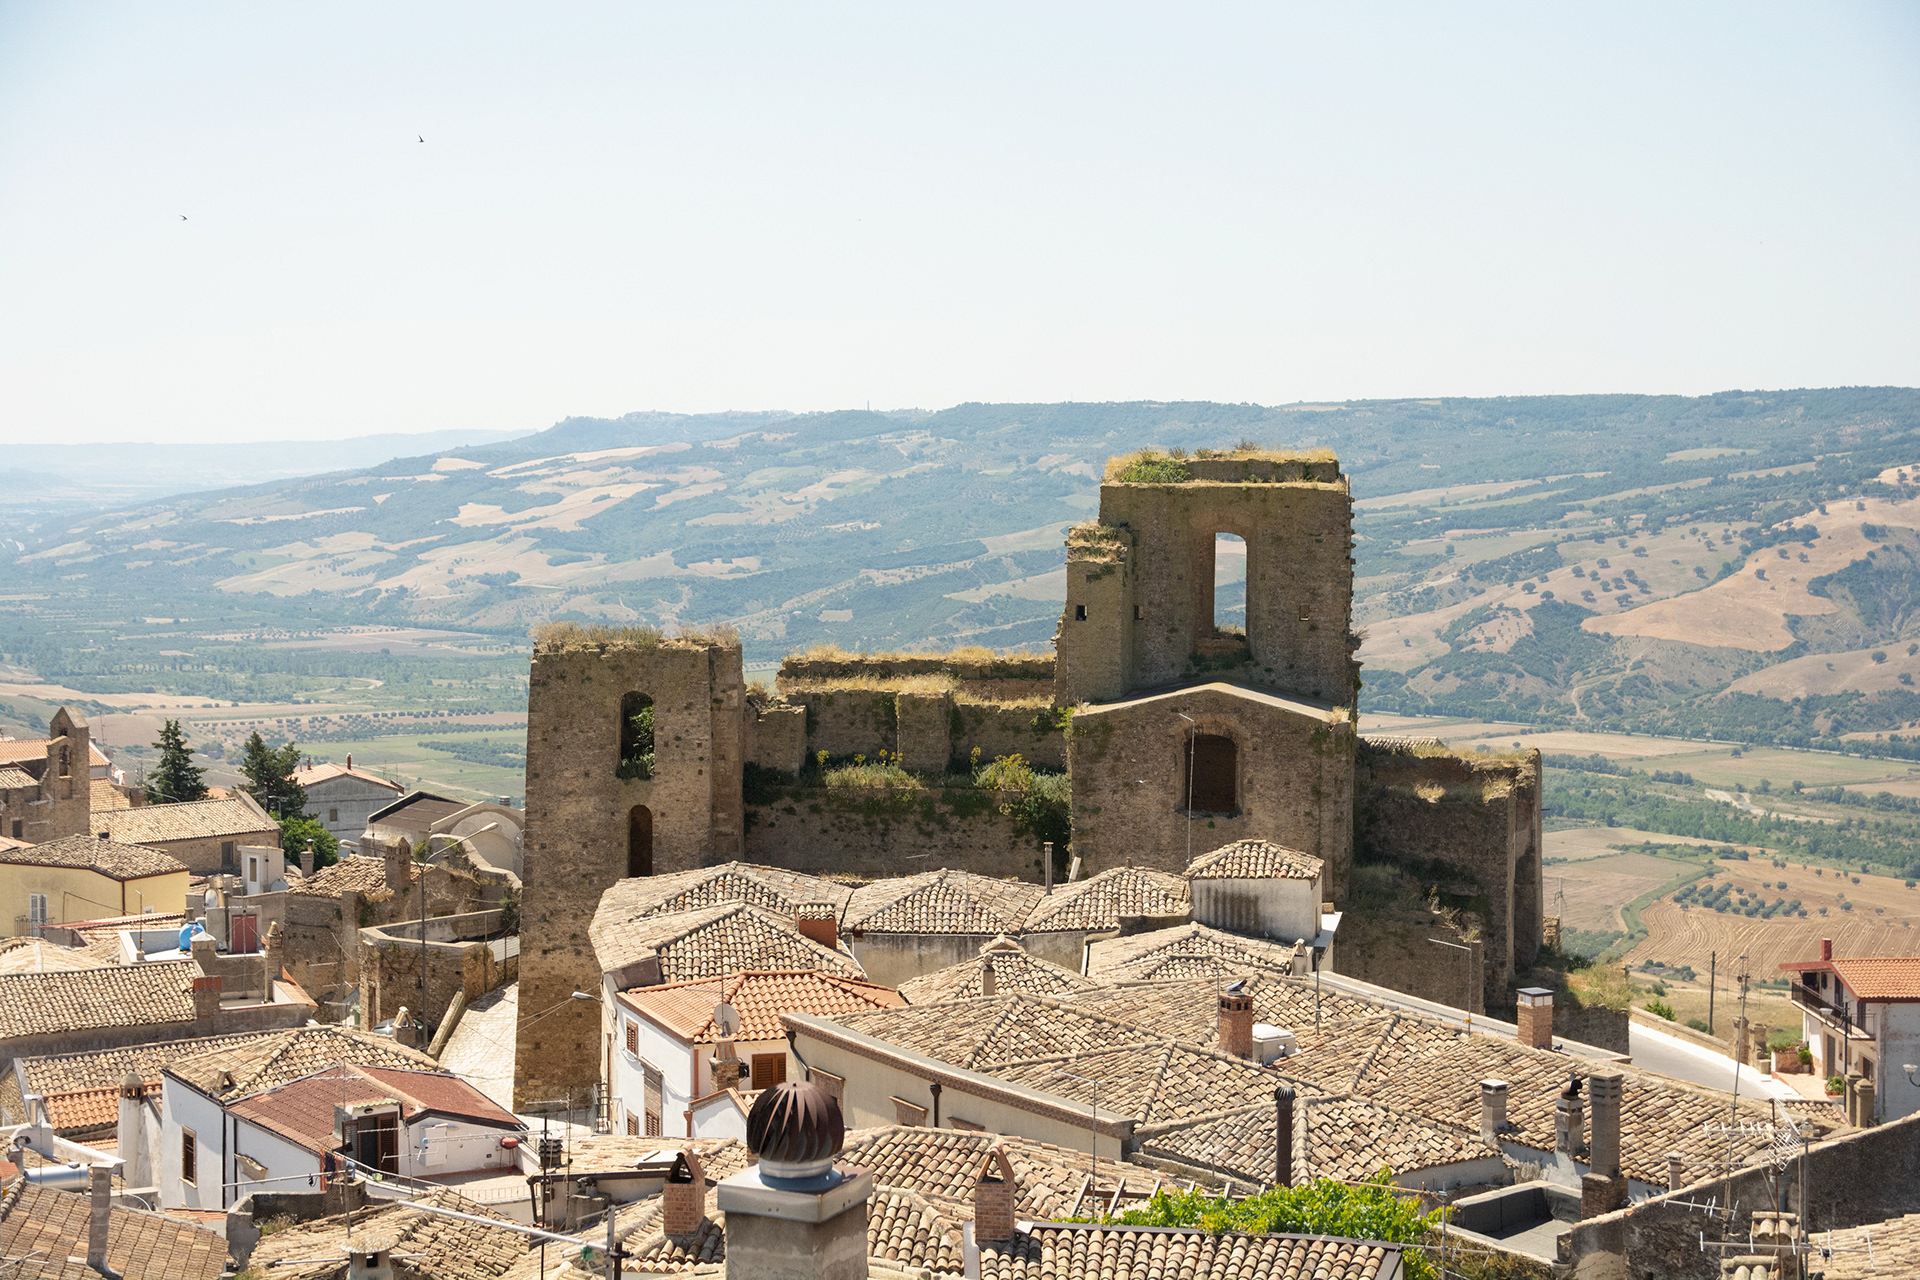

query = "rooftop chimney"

[
  {"left": 663, "top": 1149, "right": 707, "bottom": 1236},
  {"left": 1273, "top": 1086, "right": 1296, "bottom": 1187},
  {"left": 718, "top": 1082, "right": 870, "bottom": 1280},
  {"left": 979, "top": 955, "right": 997, "bottom": 999},
  {"left": 1289, "top": 941, "right": 1309, "bottom": 979},
  {"left": 1478, "top": 1080, "right": 1509, "bottom": 1146},
  {"left": 796, "top": 902, "right": 840, "bottom": 950},
  {"left": 1218, "top": 982, "right": 1255, "bottom": 1060},
  {"left": 347, "top": 1239, "right": 397, "bottom": 1280},
  {"left": 117, "top": 1072, "right": 149, "bottom": 1189},
  {"left": 97, "top": 830, "right": 109, "bottom": 841},
  {"left": 1580, "top": 1071, "right": 1627, "bottom": 1217},
  {"left": 88, "top": 1163, "right": 117, "bottom": 1277},
  {"left": 974, "top": 1146, "right": 1016, "bottom": 1243},
  {"left": 1554, "top": 1073, "right": 1585, "bottom": 1161},
  {"left": 393, "top": 1006, "right": 418, "bottom": 1048},
  {"left": 190, "top": 974, "right": 222, "bottom": 1020},
  {"left": 1516, "top": 987, "right": 1555, "bottom": 1050},
  {"left": 347, "top": 753, "right": 353, "bottom": 769},
  {"left": 1821, "top": 938, "right": 1833, "bottom": 961}
]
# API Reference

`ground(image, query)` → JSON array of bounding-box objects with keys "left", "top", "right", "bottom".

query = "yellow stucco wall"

[{"left": 0, "top": 864, "right": 190, "bottom": 934}]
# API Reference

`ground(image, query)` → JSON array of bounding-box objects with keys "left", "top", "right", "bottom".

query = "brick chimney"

[
  {"left": 796, "top": 903, "right": 840, "bottom": 950},
  {"left": 88, "top": 1164, "right": 114, "bottom": 1275},
  {"left": 1516, "top": 987, "right": 1555, "bottom": 1050},
  {"left": 1581, "top": 1071, "right": 1627, "bottom": 1217},
  {"left": 663, "top": 1149, "right": 707, "bottom": 1236},
  {"left": 1821, "top": 937, "right": 1833, "bottom": 961},
  {"left": 712, "top": 1047, "right": 746, "bottom": 1091},
  {"left": 190, "top": 974, "right": 222, "bottom": 1020},
  {"left": 1478, "top": 1080, "right": 1509, "bottom": 1146},
  {"left": 1272, "top": 1086, "right": 1295, "bottom": 1187},
  {"left": 1218, "top": 983, "right": 1255, "bottom": 1060},
  {"left": 974, "top": 1146, "right": 1016, "bottom": 1243}
]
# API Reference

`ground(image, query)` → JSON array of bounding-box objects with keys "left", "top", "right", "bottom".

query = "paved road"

[{"left": 1628, "top": 1021, "right": 1798, "bottom": 1098}]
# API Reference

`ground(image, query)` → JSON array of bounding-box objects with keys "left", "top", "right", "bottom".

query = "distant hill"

[{"left": 6, "top": 390, "right": 1920, "bottom": 747}]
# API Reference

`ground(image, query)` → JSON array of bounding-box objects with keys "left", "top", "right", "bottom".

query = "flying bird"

[
  {"left": 179, "top": 215, "right": 187, "bottom": 221},
  {"left": 418, "top": 134, "right": 425, "bottom": 143}
]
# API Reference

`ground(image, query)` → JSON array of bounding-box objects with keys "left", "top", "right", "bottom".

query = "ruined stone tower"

[
  {"left": 1057, "top": 450, "right": 1360, "bottom": 894},
  {"left": 513, "top": 628, "right": 745, "bottom": 1109}
]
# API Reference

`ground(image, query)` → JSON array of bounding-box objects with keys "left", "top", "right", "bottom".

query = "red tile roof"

[
  {"left": 0, "top": 1179, "right": 227, "bottom": 1280},
  {"left": 1830, "top": 956, "right": 1920, "bottom": 1000},
  {"left": 226, "top": 1064, "right": 522, "bottom": 1155},
  {"left": 619, "top": 969, "right": 903, "bottom": 1042}
]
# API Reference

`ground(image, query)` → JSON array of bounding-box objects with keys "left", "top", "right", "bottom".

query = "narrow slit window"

[
  {"left": 1213, "top": 533, "right": 1246, "bottom": 638},
  {"left": 1075, "top": 604, "right": 1088, "bottom": 621},
  {"left": 1184, "top": 733, "right": 1238, "bottom": 814}
]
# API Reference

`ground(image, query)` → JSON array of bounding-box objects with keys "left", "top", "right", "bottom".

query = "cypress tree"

[{"left": 147, "top": 719, "right": 208, "bottom": 805}]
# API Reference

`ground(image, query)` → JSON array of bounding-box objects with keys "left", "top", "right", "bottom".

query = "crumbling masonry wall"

[{"left": 1351, "top": 743, "right": 1543, "bottom": 1008}]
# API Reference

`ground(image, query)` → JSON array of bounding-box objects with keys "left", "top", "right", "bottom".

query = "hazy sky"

[{"left": 2, "top": 4, "right": 1916, "bottom": 444}]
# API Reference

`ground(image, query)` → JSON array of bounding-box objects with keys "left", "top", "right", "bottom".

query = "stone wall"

[
  {"left": 744, "top": 786, "right": 1042, "bottom": 882},
  {"left": 779, "top": 687, "right": 1067, "bottom": 772},
  {"left": 1354, "top": 743, "right": 1543, "bottom": 1005},
  {"left": 1333, "top": 908, "right": 1486, "bottom": 1016},
  {"left": 359, "top": 909, "right": 515, "bottom": 1033},
  {"left": 516, "top": 633, "right": 745, "bottom": 1108},
  {"left": 1564, "top": 1111, "right": 1920, "bottom": 1279},
  {"left": 1066, "top": 683, "right": 1355, "bottom": 887}
]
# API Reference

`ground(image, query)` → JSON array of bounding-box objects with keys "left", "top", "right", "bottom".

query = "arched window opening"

[
  {"left": 627, "top": 805, "right": 653, "bottom": 879},
  {"left": 1213, "top": 533, "right": 1246, "bottom": 639},
  {"left": 618, "top": 692, "right": 654, "bottom": 780},
  {"left": 1183, "top": 734, "right": 1238, "bottom": 814}
]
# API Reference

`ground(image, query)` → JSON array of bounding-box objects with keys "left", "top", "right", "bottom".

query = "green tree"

[
  {"left": 277, "top": 813, "right": 339, "bottom": 872},
  {"left": 146, "top": 718, "right": 208, "bottom": 805},
  {"left": 239, "top": 732, "right": 308, "bottom": 818}
]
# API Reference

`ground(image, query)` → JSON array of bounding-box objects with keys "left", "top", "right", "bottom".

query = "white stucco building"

[
  {"left": 606, "top": 969, "right": 901, "bottom": 1139},
  {"left": 291, "top": 758, "right": 404, "bottom": 854},
  {"left": 1783, "top": 942, "right": 1920, "bottom": 1123}
]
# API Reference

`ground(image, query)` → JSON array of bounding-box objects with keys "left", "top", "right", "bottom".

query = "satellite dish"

[{"left": 713, "top": 1003, "right": 742, "bottom": 1038}]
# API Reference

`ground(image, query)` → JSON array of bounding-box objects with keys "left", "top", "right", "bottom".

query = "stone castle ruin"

[{"left": 514, "top": 446, "right": 1543, "bottom": 1107}]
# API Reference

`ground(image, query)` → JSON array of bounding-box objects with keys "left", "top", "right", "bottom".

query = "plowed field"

[{"left": 1628, "top": 858, "right": 1920, "bottom": 974}]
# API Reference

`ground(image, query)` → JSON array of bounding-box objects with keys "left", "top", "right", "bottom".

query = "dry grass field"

[
  {"left": 1546, "top": 851, "right": 1693, "bottom": 932},
  {"left": 1628, "top": 857, "right": 1920, "bottom": 976}
]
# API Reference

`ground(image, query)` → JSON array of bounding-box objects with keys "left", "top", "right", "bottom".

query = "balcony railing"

[{"left": 1791, "top": 982, "right": 1874, "bottom": 1040}]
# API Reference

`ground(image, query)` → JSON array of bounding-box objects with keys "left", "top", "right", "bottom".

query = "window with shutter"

[
  {"left": 750, "top": 1053, "right": 788, "bottom": 1090},
  {"left": 181, "top": 1129, "right": 197, "bottom": 1184},
  {"left": 643, "top": 1062, "right": 663, "bottom": 1136},
  {"left": 625, "top": 1019, "right": 638, "bottom": 1056},
  {"left": 627, "top": 1112, "right": 639, "bottom": 1136}
]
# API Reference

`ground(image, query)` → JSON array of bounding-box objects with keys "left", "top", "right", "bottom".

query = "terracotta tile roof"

[
  {"left": 1830, "top": 956, "right": 1920, "bottom": 1000},
  {"left": 244, "top": 1187, "right": 528, "bottom": 1279},
  {"left": 227, "top": 1063, "right": 522, "bottom": 1154},
  {"left": 1085, "top": 922, "right": 1307, "bottom": 983},
  {"left": 291, "top": 760, "right": 404, "bottom": 791},
  {"left": 987, "top": 1040, "right": 1288, "bottom": 1127},
  {"left": 91, "top": 778, "right": 132, "bottom": 810},
  {"left": 0, "top": 739, "right": 50, "bottom": 765},
  {"left": 830, "top": 995, "right": 1148, "bottom": 1071},
  {"left": 0, "top": 960, "right": 196, "bottom": 1039},
  {"left": 867, "top": 1185, "right": 968, "bottom": 1273},
  {"left": 596, "top": 861, "right": 854, "bottom": 922},
  {"left": 841, "top": 1126, "right": 1163, "bottom": 1217},
  {"left": 0, "top": 1178, "right": 227, "bottom": 1280},
  {"left": 0, "top": 765, "right": 39, "bottom": 788},
  {"left": 978, "top": 1224, "right": 1401, "bottom": 1280},
  {"left": 291, "top": 853, "right": 410, "bottom": 897},
  {"left": 39, "top": 1086, "right": 122, "bottom": 1133},
  {"left": 1136, "top": 1094, "right": 1496, "bottom": 1187},
  {"left": 1185, "top": 839, "right": 1324, "bottom": 881},
  {"left": 845, "top": 869, "right": 1046, "bottom": 936},
  {"left": 164, "top": 1025, "right": 441, "bottom": 1103},
  {"left": 899, "top": 940, "right": 1100, "bottom": 1004},
  {"left": 0, "top": 937, "right": 115, "bottom": 975},
  {"left": 1825, "top": 1211, "right": 1920, "bottom": 1279},
  {"left": 1022, "top": 867, "right": 1191, "bottom": 933},
  {"left": 61, "top": 911, "right": 186, "bottom": 945},
  {"left": 1065, "top": 976, "right": 1381, "bottom": 1051},
  {"left": 559, "top": 1134, "right": 754, "bottom": 1183},
  {"left": 0, "top": 833, "right": 186, "bottom": 879},
  {"left": 591, "top": 899, "right": 864, "bottom": 982},
  {"left": 96, "top": 796, "right": 276, "bottom": 845},
  {"left": 13, "top": 1027, "right": 312, "bottom": 1102},
  {"left": 619, "top": 969, "right": 902, "bottom": 1042}
]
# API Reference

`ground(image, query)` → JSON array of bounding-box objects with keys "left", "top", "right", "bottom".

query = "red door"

[{"left": 231, "top": 913, "right": 258, "bottom": 954}]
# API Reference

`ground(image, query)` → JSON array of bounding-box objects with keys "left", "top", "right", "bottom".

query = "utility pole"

[{"left": 1709, "top": 951, "right": 1716, "bottom": 1036}]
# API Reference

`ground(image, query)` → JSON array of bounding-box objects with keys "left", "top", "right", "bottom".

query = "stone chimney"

[
  {"left": 190, "top": 974, "right": 223, "bottom": 1021},
  {"left": 1516, "top": 987, "right": 1555, "bottom": 1051},
  {"left": 263, "top": 920, "right": 284, "bottom": 991},
  {"left": 384, "top": 840, "right": 414, "bottom": 895},
  {"left": 1273, "top": 1086, "right": 1295, "bottom": 1187},
  {"left": 974, "top": 1146, "right": 1016, "bottom": 1243},
  {"left": 1218, "top": 983, "right": 1255, "bottom": 1060},
  {"left": 663, "top": 1149, "right": 707, "bottom": 1236},
  {"left": 300, "top": 839, "right": 315, "bottom": 877},
  {"left": 394, "top": 1006, "right": 418, "bottom": 1048},
  {"left": 1478, "top": 1080, "right": 1509, "bottom": 1146},
  {"left": 1851, "top": 1074, "right": 1876, "bottom": 1127},
  {"left": 117, "top": 1072, "right": 149, "bottom": 1188},
  {"left": 796, "top": 903, "right": 840, "bottom": 950},
  {"left": 712, "top": 1044, "right": 746, "bottom": 1092},
  {"left": 1668, "top": 1152, "right": 1685, "bottom": 1193},
  {"left": 979, "top": 955, "right": 996, "bottom": 999},
  {"left": 347, "top": 1239, "right": 397, "bottom": 1280},
  {"left": 88, "top": 1164, "right": 115, "bottom": 1276},
  {"left": 1581, "top": 1071, "right": 1627, "bottom": 1217},
  {"left": 1554, "top": 1073, "right": 1585, "bottom": 1161},
  {"left": 1289, "top": 941, "right": 1309, "bottom": 979},
  {"left": 718, "top": 1082, "right": 871, "bottom": 1280}
]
